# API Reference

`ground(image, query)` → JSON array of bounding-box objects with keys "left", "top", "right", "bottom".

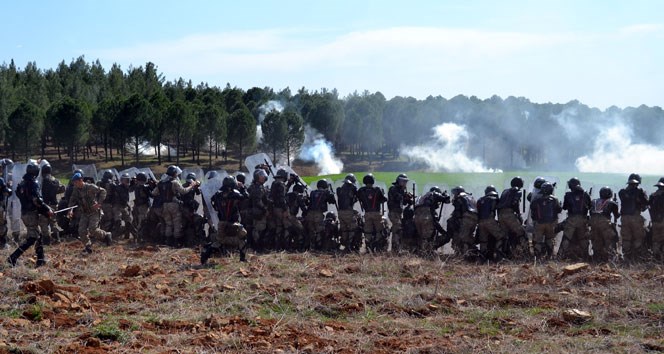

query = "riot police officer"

[
  {"left": 449, "top": 186, "right": 479, "bottom": 257},
  {"left": 476, "top": 185, "right": 506, "bottom": 261},
  {"left": 559, "top": 177, "right": 592, "bottom": 261},
  {"left": 497, "top": 176, "right": 528, "bottom": 259},
  {"left": 589, "top": 186, "right": 620, "bottom": 262},
  {"left": 336, "top": 174, "right": 360, "bottom": 252},
  {"left": 530, "top": 182, "right": 562, "bottom": 258},
  {"left": 618, "top": 173, "right": 648, "bottom": 261},
  {"left": 357, "top": 174, "right": 388, "bottom": 253},
  {"left": 39, "top": 163, "right": 65, "bottom": 244},
  {"left": 305, "top": 179, "right": 337, "bottom": 251},
  {"left": 387, "top": 173, "right": 413, "bottom": 254},
  {"left": 413, "top": 186, "right": 450, "bottom": 254},
  {"left": 202, "top": 176, "right": 248, "bottom": 264}
]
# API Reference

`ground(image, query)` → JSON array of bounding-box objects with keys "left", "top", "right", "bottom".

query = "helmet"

[
  {"left": 41, "top": 164, "right": 52, "bottom": 175},
  {"left": 567, "top": 177, "right": 581, "bottom": 191},
  {"left": 26, "top": 162, "right": 40, "bottom": 177},
  {"left": 395, "top": 173, "right": 409, "bottom": 185},
  {"left": 103, "top": 170, "right": 114, "bottom": 180},
  {"left": 275, "top": 168, "right": 289, "bottom": 180},
  {"left": 533, "top": 177, "right": 546, "bottom": 189},
  {"left": 654, "top": 177, "right": 664, "bottom": 188},
  {"left": 510, "top": 176, "right": 524, "bottom": 189},
  {"left": 74, "top": 169, "right": 83, "bottom": 176},
  {"left": 484, "top": 185, "right": 498, "bottom": 196},
  {"left": 627, "top": 173, "right": 641, "bottom": 184},
  {"left": 540, "top": 182, "right": 554, "bottom": 195},
  {"left": 345, "top": 174, "right": 357, "bottom": 184},
  {"left": 222, "top": 176, "right": 237, "bottom": 189},
  {"left": 429, "top": 186, "right": 442, "bottom": 194},
  {"left": 185, "top": 172, "right": 196, "bottom": 182},
  {"left": 136, "top": 172, "right": 147, "bottom": 182},
  {"left": 120, "top": 173, "right": 131, "bottom": 181},
  {"left": 206, "top": 171, "right": 218, "bottom": 180},
  {"left": 293, "top": 183, "right": 305, "bottom": 193},
  {"left": 363, "top": 174, "right": 375, "bottom": 185},
  {"left": 71, "top": 173, "right": 83, "bottom": 182},
  {"left": 317, "top": 179, "right": 328, "bottom": 189},
  {"left": 166, "top": 165, "right": 181, "bottom": 177},
  {"left": 451, "top": 186, "right": 465, "bottom": 197},
  {"left": 599, "top": 186, "right": 613, "bottom": 199},
  {"left": 253, "top": 169, "right": 268, "bottom": 182},
  {"left": 236, "top": 172, "right": 246, "bottom": 183},
  {"left": 1, "top": 158, "right": 13, "bottom": 167}
]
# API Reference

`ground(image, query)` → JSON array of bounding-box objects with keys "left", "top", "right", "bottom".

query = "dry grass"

[{"left": 1, "top": 240, "right": 663, "bottom": 353}]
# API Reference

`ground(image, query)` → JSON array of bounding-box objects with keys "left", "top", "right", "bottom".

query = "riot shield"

[
  {"left": 9, "top": 163, "right": 28, "bottom": 226},
  {"left": 72, "top": 164, "right": 98, "bottom": 183},
  {"left": 119, "top": 167, "right": 140, "bottom": 178},
  {"left": 96, "top": 168, "right": 119, "bottom": 184},
  {"left": 204, "top": 170, "right": 228, "bottom": 183},
  {"left": 245, "top": 153, "right": 275, "bottom": 185},
  {"left": 200, "top": 175, "right": 223, "bottom": 229},
  {"left": 181, "top": 167, "right": 204, "bottom": 184},
  {"left": 136, "top": 167, "right": 158, "bottom": 182}
]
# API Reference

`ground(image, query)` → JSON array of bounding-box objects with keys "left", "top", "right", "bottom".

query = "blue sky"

[{"left": 2, "top": 0, "right": 663, "bottom": 109}]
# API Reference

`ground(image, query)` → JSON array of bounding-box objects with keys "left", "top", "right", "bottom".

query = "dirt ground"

[{"left": 1, "top": 239, "right": 663, "bottom": 354}]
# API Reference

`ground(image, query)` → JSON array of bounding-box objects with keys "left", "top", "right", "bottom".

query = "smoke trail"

[
  {"left": 401, "top": 122, "right": 501, "bottom": 173},
  {"left": 256, "top": 100, "right": 284, "bottom": 142},
  {"left": 575, "top": 121, "right": 664, "bottom": 174},
  {"left": 299, "top": 125, "right": 344, "bottom": 175}
]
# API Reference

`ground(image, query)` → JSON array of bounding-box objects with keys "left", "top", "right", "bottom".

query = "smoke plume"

[
  {"left": 256, "top": 100, "right": 284, "bottom": 142},
  {"left": 299, "top": 125, "right": 344, "bottom": 175},
  {"left": 401, "top": 123, "right": 501, "bottom": 173},
  {"left": 576, "top": 120, "right": 664, "bottom": 174}
]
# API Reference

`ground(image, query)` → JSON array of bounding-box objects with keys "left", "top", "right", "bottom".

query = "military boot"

[
  {"left": 200, "top": 244, "right": 213, "bottom": 265},
  {"left": 35, "top": 243, "right": 46, "bottom": 267},
  {"left": 239, "top": 248, "right": 247, "bottom": 262},
  {"left": 7, "top": 246, "right": 26, "bottom": 267},
  {"left": 104, "top": 232, "right": 113, "bottom": 246}
]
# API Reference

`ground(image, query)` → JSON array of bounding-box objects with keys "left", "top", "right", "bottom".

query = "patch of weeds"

[
  {"left": 92, "top": 321, "right": 128, "bottom": 342},
  {"left": 524, "top": 307, "right": 553, "bottom": 316},
  {"left": 24, "top": 303, "right": 44, "bottom": 321},
  {"left": 646, "top": 302, "right": 664, "bottom": 313},
  {"left": 0, "top": 308, "right": 22, "bottom": 319}
]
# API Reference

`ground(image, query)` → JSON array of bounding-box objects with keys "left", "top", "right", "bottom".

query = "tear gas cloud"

[
  {"left": 256, "top": 100, "right": 285, "bottom": 143},
  {"left": 401, "top": 123, "right": 501, "bottom": 173},
  {"left": 299, "top": 125, "right": 344, "bottom": 175}
]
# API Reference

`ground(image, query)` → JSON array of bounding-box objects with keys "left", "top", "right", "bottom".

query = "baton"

[{"left": 54, "top": 205, "right": 78, "bottom": 214}]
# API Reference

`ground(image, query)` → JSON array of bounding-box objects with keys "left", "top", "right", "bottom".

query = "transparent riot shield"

[
  {"left": 136, "top": 167, "right": 158, "bottom": 183},
  {"left": 181, "top": 167, "right": 204, "bottom": 184},
  {"left": 200, "top": 175, "right": 223, "bottom": 229},
  {"left": 72, "top": 164, "right": 98, "bottom": 183},
  {"left": 9, "top": 164, "right": 28, "bottom": 229},
  {"left": 96, "top": 168, "right": 119, "bottom": 184},
  {"left": 245, "top": 153, "right": 275, "bottom": 186}
]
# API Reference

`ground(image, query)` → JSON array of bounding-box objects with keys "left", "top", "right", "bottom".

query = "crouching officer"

[
  {"left": 201, "top": 176, "right": 248, "bottom": 264},
  {"left": 414, "top": 186, "right": 450, "bottom": 254},
  {"left": 7, "top": 162, "right": 53, "bottom": 267}
]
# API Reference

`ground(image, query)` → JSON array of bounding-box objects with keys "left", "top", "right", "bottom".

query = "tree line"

[{"left": 1, "top": 56, "right": 663, "bottom": 171}]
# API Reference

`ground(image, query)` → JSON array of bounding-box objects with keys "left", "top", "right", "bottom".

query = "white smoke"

[
  {"left": 401, "top": 122, "right": 501, "bottom": 173},
  {"left": 576, "top": 121, "right": 664, "bottom": 174},
  {"left": 256, "top": 100, "right": 284, "bottom": 143},
  {"left": 299, "top": 125, "right": 344, "bottom": 175}
]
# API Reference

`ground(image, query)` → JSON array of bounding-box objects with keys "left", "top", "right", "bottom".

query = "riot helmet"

[
  {"left": 120, "top": 173, "right": 131, "bottom": 184},
  {"left": 41, "top": 164, "right": 52, "bottom": 175},
  {"left": 567, "top": 177, "right": 581, "bottom": 191},
  {"left": 451, "top": 186, "right": 465, "bottom": 197},
  {"left": 533, "top": 177, "right": 546, "bottom": 189},
  {"left": 293, "top": 183, "right": 305, "bottom": 193},
  {"left": 510, "top": 176, "right": 524, "bottom": 189},
  {"left": 166, "top": 165, "right": 182, "bottom": 177},
  {"left": 627, "top": 173, "right": 641, "bottom": 185},
  {"left": 484, "top": 185, "right": 498, "bottom": 196},
  {"left": 186, "top": 172, "right": 197, "bottom": 183},
  {"left": 102, "top": 170, "right": 114, "bottom": 180},
  {"left": 236, "top": 172, "right": 246, "bottom": 184},
  {"left": 74, "top": 169, "right": 84, "bottom": 176},
  {"left": 71, "top": 173, "right": 83, "bottom": 183},
  {"left": 345, "top": 173, "right": 357, "bottom": 184},
  {"left": 540, "top": 182, "right": 554, "bottom": 196},
  {"left": 275, "top": 168, "right": 289, "bottom": 180},
  {"left": 395, "top": 173, "right": 409, "bottom": 186},
  {"left": 253, "top": 169, "right": 268, "bottom": 183},
  {"left": 26, "top": 162, "right": 40, "bottom": 177},
  {"left": 654, "top": 177, "right": 664, "bottom": 188},
  {"left": 362, "top": 174, "right": 375, "bottom": 185},
  {"left": 222, "top": 176, "right": 237, "bottom": 189},
  {"left": 599, "top": 186, "right": 613, "bottom": 199},
  {"left": 317, "top": 179, "right": 328, "bottom": 189},
  {"left": 1, "top": 158, "right": 13, "bottom": 167},
  {"left": 136, "top": 172, "right": 147, "bottom": 182},
  {"left": 429, "top": 186, "right": 442, "bottom": 194}
]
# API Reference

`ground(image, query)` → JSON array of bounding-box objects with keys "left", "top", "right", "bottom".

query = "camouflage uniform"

[
  {"left": 0, "top": 179, "right": 11, "bottom": 247},
  {"left": 450, "top": 193, "right": 479, "bottom": 255},
  {"left": 618, "top": 185, "right": 648, "bottom": 261},
  {"left": 269, "top": 178, "right": 290, "bottom": 250},
  {"left": 69, "top": 182, "right": 111, "bottom": 250},
  {"left": 476, "top": 193, "right": 506, "bottom": 260},
  {"left": 152, "top": 177, "right": 197, "bottom": 246},
  {"left": 357, "top": 185, "right": 387, "bottom": 252},
  {"left": 97, "top": 177, "right": 116, "bottom": 232},
  {"left": 413, "top": 191, "right": 448, "bottom": 254},
  {"left": 247, "top": 181, "right": 269, "bottom": 251},
  {"left": 285, "top": 186, "right": 307, "bottom": 251},
  {"left": 497, "top": 187, "right": 528, "bottom": 258},
  {"left": 305, "top": 187, "right": 336, "bottom": 251},
  {"left": 648, "top": 187, "right": 664, "bottom": 261},
  {"left": 111, "top": 182, "right": 134, "bottom": 239},
  {"left": 589, "top": 198, "right": 620, "bottom": 262},
  {"left": 387, "top": 183, "right": 411, "bottom": 253},
  {"left": 559, "top": 189, "right": 592, "bottom": 260},
  {"left": 336, "top": 182, "right": 359, "bottom": 252},
  {"left": 201, "top": 186, "right": 248, "bottom": 263},
  {"left": 38, "top": 173, "right": 64, "bottom": 244},
  {"left": 131, "top": 182, "right": 153, "bottom": 238}
]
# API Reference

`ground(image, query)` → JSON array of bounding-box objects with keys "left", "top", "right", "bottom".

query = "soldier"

[
  {"left": 181, "top": 173, "right": 204, "bottom": 247},
  {"left": 152, "top": 165, "right": 200, "bottom": 247},
  {"left": 357, "top": 174, "right": 388, "bottom": 253},
  {"left": 68, "top": 173, "right": 113, "bottom": 254},
  {"left": 336, "top": 174, "right": 360, "bottom": 252},
  {"left": 57, "top": 169, "right": 83, "bottom": 238},
  {"left": 270, "top": 168, "right": 291, "bottom": 250},
  {"left": 7, "top": 162, "right": 53, "bottom": 267},
  {"left": 0, "top": 177, "right": 12, "bottom": 248},
  {"left": 413, "top": 186, "right": 450, "bottom": 254},
  {"left": 305, "top": 179, "right": 337, "bottom": 251},
  {"left": 387, "top": 173, "right": 413, "bottom": 254},
  {"left": 497, "top": 176, "right": 529, "bottom": 259},
  {"left": 131, "top": 172, "right": 153, "bottom": 239},
  {"left": 648, "top": 178, "right": 664, "bottom": 261},
  {"left": 201, "top": 176, "right": 248, "bottom": 264},
  {"left": 285, "top": 182, "right": 306, "bottom": 250},
  {"left": 618, "top": 173, "right": 649, "bottom": 261},
  {"left": 559, "top": 177, "right": 592, "bottom": 261},
  {"left": 97, "top": 170, "right": 116, "bottom": 232},
  {"left": 38, "top": 164, "right": 65, "bottom": 244},
  {"left": 530, "top": 182, "right": 562, "bottom": 258},
  {"left": 247, "top": 169, "right": 270, "bottom": 252},
  {"left": 476, "top": 185, "right": 506, "bottom": 261},
  {"left": 589, "top": 186, "right": 620, "bottom": 262},
  {"left": 449, "top": 186, "right": 479, "bottom": 257},
  {"left": 111, "top": 173, "right": 136, "bottom": 240}
]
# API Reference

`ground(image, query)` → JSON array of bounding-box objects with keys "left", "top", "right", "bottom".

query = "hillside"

[{"left": 1, "top": 240, "right": 663, "bottom": 353}]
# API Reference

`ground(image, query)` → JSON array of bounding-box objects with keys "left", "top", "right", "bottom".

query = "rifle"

[{"left": 263, "top": 159, "right": 275, "bottom": 177}]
